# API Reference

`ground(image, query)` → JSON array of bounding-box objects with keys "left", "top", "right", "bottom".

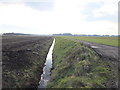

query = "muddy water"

[{"left": 38, "top": 38, "right": 55, "bottom": 88}]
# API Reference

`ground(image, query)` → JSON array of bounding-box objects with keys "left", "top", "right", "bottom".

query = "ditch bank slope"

[{"left": 47, "top": 37, "right": 118, "bottom": 88}]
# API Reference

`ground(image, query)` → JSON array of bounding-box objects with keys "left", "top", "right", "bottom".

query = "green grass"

[
  {"left": 60, "top": 36, "right": 119, "bottom": 46},
  {"left": 47, "top": 37, "right": 118, "bottom": 88}
]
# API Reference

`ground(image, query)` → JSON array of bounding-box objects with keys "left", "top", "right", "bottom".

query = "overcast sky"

[{"left": 0, "top": 0, "right": 118, "bottom": 35}]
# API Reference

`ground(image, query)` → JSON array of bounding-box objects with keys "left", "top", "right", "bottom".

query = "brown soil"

[{"left": 2, "top": 35, "right": 53, "bottom": 88}]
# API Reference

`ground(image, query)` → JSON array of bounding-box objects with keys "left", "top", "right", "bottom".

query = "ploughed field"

[{"left": 2, "top": 35, "right": 53, "bottom": 88}]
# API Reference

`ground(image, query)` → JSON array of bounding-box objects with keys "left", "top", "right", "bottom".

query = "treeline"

[
  {"left": 3, "top": 33, "right": 31, "bottom": 35},
  {"left": 53, "top": 33, "right": 119, "bottom": 37}
]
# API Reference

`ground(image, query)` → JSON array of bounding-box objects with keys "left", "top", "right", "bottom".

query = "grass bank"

[{"left": 47, "top": 37, "right": 118, "bottom": 88}]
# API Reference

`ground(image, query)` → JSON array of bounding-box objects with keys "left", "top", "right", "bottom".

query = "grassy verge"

[
  {"left": 61, "top": 36, "right": 119, "bottom": 47},
  {"left": 47, "top": 37, "right": 118, "bottom": 88}
]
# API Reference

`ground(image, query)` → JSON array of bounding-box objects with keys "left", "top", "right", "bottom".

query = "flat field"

[
  {"left": 61, "top": 36, "right": 119, "bottom": 46},
  {"left": 2, "top": 35, "right": 53, "bottom": 88}
]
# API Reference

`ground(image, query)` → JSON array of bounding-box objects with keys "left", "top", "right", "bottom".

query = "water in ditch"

[{"left": 38, "top": 38, "right": 55, "bottom": 88}]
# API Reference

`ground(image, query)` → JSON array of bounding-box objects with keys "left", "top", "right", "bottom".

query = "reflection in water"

[
  {"left": 38, "top": 38, "right": 55, "bottom": 88},
  {"left": 91, "top": 46, "right": 99, "bottom": 48}
]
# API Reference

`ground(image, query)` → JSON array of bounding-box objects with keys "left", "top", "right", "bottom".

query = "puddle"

[
  {"left": 91, "top": 46, "right": 99, "bottom": 48},
  {"left": 38, "top": 38, "right": 55, "bottom": 88}
]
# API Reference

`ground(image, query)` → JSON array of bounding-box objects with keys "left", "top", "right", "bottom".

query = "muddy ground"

[{"left": 2, "top": 35, "right": 53, "bottom": 88}]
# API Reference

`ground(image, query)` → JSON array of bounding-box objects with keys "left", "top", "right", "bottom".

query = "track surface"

[
  {"left": 79, "top": 40, "right": 118, "bottom": 61},
  {"left": 68, "top": 38, "right": 119, "bottom": 61}
]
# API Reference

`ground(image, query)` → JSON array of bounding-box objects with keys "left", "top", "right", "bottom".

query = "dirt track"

[
  {"left": 71, "top": 38, "right": 118, "bottom": 61},
  {"left": 79, "top": 40, "right": 119, "bottom": 61}
]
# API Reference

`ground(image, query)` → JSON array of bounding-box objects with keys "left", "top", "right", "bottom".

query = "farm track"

[{"left": 72, "top": 39, "right": 119, "bottom": 61}]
